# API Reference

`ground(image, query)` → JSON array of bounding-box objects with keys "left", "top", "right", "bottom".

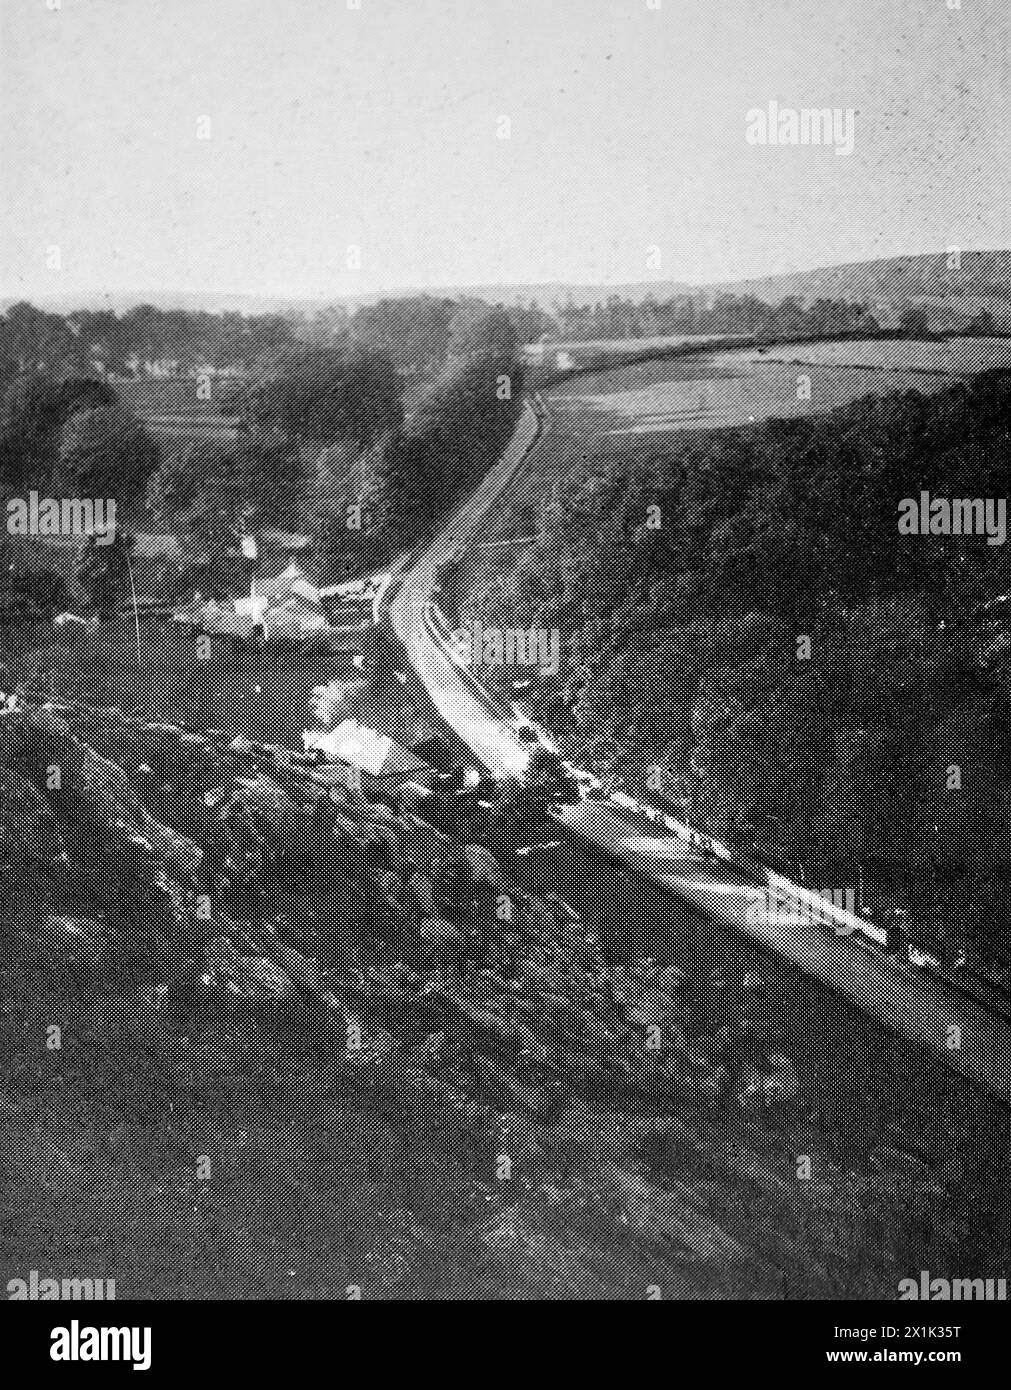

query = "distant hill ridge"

[
  {"left": 5, "top": 249, "right": 1009, "bottom": 326},
  {"left": 703, "top": 250, "right": 1011, "bottom": 331}
]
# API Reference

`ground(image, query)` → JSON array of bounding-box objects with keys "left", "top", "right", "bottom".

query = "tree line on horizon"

[
  {"left": 5, "top": 286, "right": 993, "bottom": 395},
  {"left": 0, "top": 295, "right": 530, "bottom": 384},
  {"left": 550, "top": 292, "right": 1000, "bottom": 344}
]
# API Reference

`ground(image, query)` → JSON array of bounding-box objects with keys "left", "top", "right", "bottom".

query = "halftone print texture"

[{"left": 1, "top": 0, "right": 1010, "bottom": 1322}]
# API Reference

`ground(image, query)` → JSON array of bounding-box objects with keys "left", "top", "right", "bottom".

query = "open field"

[
  {"left": 467, "top": 338, "right": 998, "bottom": 548},
  {"left": 724, "top": 337, "right": 1011, "bottom": 373},
  {"left": 2, "top": 617, "right": 446, "bottom": 755},
  {"left": 111, "top": 376, "right": 243, "bottom": 417},
  {"left": 4, "top": 620, "right": 336, "bottom": 745},
  {"left": 548, "top": 338, "right": 999, "bottom": 438},
  {"left": 524, "top": 332, "right": 745, "bottom": 356}
]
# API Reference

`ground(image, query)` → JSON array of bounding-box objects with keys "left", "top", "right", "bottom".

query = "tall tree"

[
  {"left": 0, "top": 302, "right": 73, "bottom": 378},
  {"left": 448, "top": 303, "right": 519, "bottom": 359},
  {"left": 242, "top": 344, "right": 403, "bottom": 450},
  {"left": 58, "top": 404, "right": 159, "bottom": 505},
  {"left": 0, "top": 374, "right": 116, "bottom": 492},
  {"left": 352, "top": 295, "right": 453, "bottom": 372},
  {"left": 233, "top": 428, "right": 308, "bottom": 530},
  {"left": 77, "top": 530, "right": 135, "bottom": 617},
  {"left": 964, "top": 309, "right": 997, "bottom": 336},
  {"left": 899, "top": 305, "right": 931, "bottom": 338},
  {"left": 146, "top": 438, "right": 238, "bottom": 528}
]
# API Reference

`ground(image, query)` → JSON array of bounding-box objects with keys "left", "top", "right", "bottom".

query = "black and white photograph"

[{"left": 2, "top": 0, "right": 1010, "bottom": 1350}]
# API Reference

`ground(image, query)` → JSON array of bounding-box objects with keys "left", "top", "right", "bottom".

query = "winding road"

[{"left": 383, "top": 389, "right": 1011, "bottom": 1105}]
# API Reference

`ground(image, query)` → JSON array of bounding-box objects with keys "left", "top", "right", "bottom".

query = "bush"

[{"left": 0, "top": 567, "right": 67, "bottom": 626}]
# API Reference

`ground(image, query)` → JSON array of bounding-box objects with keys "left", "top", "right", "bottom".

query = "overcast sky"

[{"left": 1, "top": 0, "right": 1008, "bottom": 303}]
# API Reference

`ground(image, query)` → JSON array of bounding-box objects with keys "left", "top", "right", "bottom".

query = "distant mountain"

[{"left": 5, "top": 249, "right": 1009, "bottom": 328}]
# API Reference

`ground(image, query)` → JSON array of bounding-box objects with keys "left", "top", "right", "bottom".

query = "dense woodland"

[{"left": 460, "top": 370, "right": 1011, "bottom": 969}]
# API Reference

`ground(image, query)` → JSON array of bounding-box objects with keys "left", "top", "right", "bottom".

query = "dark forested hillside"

[{"left": 461, "top": 371, "right": 1011, "bottom": 968}]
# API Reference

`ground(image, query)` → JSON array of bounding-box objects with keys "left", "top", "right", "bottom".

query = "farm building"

[{"left": 304, "top": 718, "right": 432, "bottom": 795}]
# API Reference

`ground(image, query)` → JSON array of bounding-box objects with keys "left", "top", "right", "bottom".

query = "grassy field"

[
  {"left": 722, "top": 337, "right": 1011, "bottom": 373},
  {"left": 547, "top": 339, "right": 993, "bottom": 438},
  {"left": 3, "top": 616, "right": 448, "bottom": 755},
  {"left": 111, "top": 375, "right": 243, "bottom": 417},
  {"left": 6, "top": 621, "right": 332, "bottom": 743},
  {"left": 525, "top": 332, "right": 744, "bottom": 357}
]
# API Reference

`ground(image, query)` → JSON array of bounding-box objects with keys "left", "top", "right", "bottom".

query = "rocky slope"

[{"left": 2, "top": 696, "right": 934, "bottom": 1298}]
